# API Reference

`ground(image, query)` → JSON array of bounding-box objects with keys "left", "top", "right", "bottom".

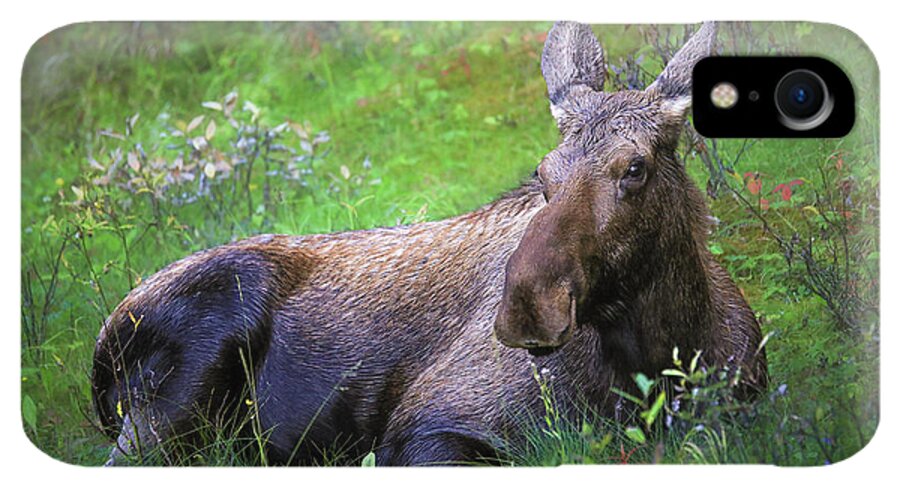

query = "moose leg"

[
  {"left": 104, "top": 409, "right": 164, "bottom": 466},
  {"left": 377, "top": 426, "right": 499, "bottom": 466}
]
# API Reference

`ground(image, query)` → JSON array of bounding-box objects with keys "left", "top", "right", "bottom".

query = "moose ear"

[
  {"left": 541, "top": 22, "right": 606, "bottom": 119},
  {"left": 660, "top": 95, "right": 693, "bottom": 125},
  {"left": 647, "top": 22, "right": 718, "bottom": 99}
]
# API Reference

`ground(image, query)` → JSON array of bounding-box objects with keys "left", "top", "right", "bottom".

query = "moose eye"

[
  {"left": 618, "top": 158, "right": 649, "bottom": 198},
  {"left": 625, "top": 160, "right": 645, "bottom": 179}
]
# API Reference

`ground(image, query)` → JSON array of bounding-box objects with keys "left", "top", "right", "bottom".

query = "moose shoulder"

[{"left": 92, "top": 21, "right": 767, "bottom": 467}]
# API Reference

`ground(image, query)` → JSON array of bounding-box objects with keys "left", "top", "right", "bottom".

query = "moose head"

[{"left": 494, "top": 22, "right": 719, "bottom": 355}]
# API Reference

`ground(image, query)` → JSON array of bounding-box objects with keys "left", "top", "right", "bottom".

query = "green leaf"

[
  {"left": 610, "top": 387, "right": 643, "bottom": 406},
  {"left": 641, "top": 392, "right": 666, "bottom": 429},
  {"left": 468, "top": 42, "right": 493, "bottom": 56},
  {"left": 581, "top": 421, "right": 594, "bottom": 437},
  {"left": 633, "top": 373, "right": 654, "bottom": 398},
  {"left": 625, "top": 426, "right": 646, "bottom": 444},
  {"left": 690, "top": 350, "right": 703, "bottom": 374},
  {"left": 22, "top": 395, "right": 37, "bottom": 432},
  {"left": 661, "top": 368, "right": 687, "bottom": 378},
  {"left": 361, "top": 451, "right": 376, "bottom": 467},
  {"left": 709, "top": 243, "right": 724, "bottom": 255},
  {"left": 452, "top": 104, "right": 470, "bottom": 121},
  {"left": 417, "top": 78, "right": 438, "bottom": 90},
  {"left": 592, "top": 433, "right": 614, "bottom": 454},
  {"left": 815, "top": 407, "right": 826, "bottom": 422},
  {"left": 410, "top": 42, "right": 432, "bottom": 57}
]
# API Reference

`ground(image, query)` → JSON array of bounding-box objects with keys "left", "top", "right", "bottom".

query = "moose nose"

[
  {"left": 495, "top": 319, "right": 573, "bottom": 350},
  {"left": 496, "top": 332, "right": 560, "bottom": 350},
  {"left": 494, "top": 286, "right": 577, "bottom": 350}
]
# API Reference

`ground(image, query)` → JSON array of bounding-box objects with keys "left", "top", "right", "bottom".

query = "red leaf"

[
  {"left": 771, "top": 183, "right": 792, "bottom": 200},
  {"left": 760, "top": 198, "right": 770, "bottom": 210},
  {"left": 747, "top": 177, "right": 761, "bottom": 195},
  {"left": 788, "top": 179, "right": 804, "bottom": 188},
  {"left": 781, "top": 186, "right": 792, "bottom": 201}
]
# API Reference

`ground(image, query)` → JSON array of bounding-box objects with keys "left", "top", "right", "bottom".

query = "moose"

[{"left": 92, "top": 21, "right": 767, "bottom": 466}]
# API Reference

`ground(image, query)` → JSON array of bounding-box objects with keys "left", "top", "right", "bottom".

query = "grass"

[{"left": 20, "top": 21, "right": 878, "bottom": 466}]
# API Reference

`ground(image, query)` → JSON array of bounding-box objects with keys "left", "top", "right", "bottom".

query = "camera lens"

[{"left": 775, "top": 70, "right": 834, "bottom": 130}]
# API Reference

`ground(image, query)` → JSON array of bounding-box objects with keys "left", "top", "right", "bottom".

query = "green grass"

[{"left": 21, "top": 21, "right": 878, "bottom": 466}]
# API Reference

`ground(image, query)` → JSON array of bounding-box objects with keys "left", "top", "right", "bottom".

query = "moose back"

[{"left": 92, "top": 21, "right": 767, "bottom": 466}]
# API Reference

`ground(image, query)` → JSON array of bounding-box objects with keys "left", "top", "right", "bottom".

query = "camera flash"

[{"left": 711, "top": 82, "right": 738, "bottom": 109}]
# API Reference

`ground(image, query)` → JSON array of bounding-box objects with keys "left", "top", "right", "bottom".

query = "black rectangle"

[{"left": 692, "top": 57, "right": 854, "bottom": 138}]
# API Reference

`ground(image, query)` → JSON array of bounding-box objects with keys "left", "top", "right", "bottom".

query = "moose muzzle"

[{"left": 494, "top": 204, "right": 587, "bottom": 351}]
